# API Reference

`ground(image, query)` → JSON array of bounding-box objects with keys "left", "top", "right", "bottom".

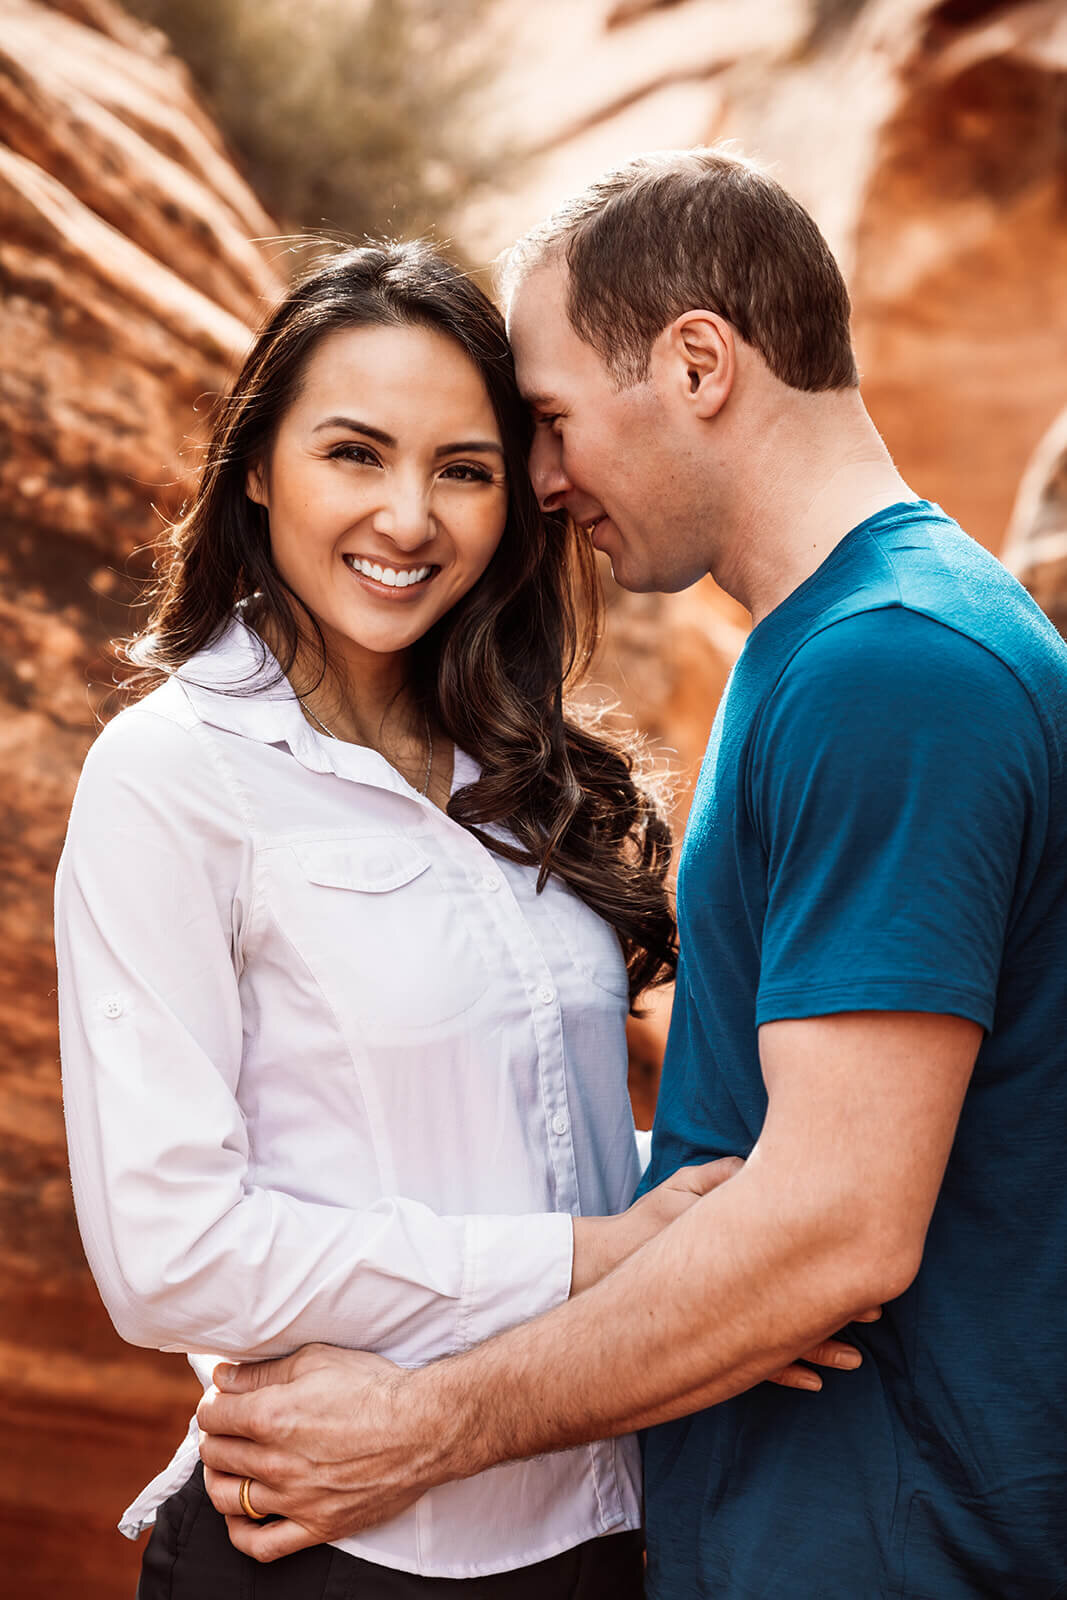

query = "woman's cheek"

[{"left": 475, "top": 514, "right": 507, "bottom": 576}]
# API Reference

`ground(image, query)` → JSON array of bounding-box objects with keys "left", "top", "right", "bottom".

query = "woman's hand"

[
  {"left": 571, "top": 1158, "right": 743, "bottom": 1295},
  {"left": 631, "top": 1158, "right": 747, "bottom": 1233},
  {"left": 571, "top": 1157, "right": 881, "bottom": 1391},
  {"left": 765, "top": 1305, "right": 882, "bottom": 1392}
]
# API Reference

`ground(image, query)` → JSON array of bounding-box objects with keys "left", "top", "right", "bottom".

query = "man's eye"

[{"left": 538, "top": 413, "right": 563, "bottom": 430}]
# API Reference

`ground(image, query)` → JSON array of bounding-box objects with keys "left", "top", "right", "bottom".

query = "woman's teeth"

[{"left": 344, "top": 556, "right": 434, "bottom": 589}]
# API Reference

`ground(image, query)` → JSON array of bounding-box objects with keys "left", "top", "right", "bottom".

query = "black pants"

[{"left": 137, "top": 1465, "right": 645, "bottom": 1598}]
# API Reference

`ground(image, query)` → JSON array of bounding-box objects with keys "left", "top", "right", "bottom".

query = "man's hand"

[
  {"left": 198, "top": 1345, "right": 435, "bottom": 1562},
  {"left": 197, "top": 1147, "right": 883, "bottom": 1565},
  {"left": 198, "top": 1010, "right": 980, "bottom": 1566}
]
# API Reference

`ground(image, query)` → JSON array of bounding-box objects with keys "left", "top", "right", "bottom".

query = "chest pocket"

[
  {"left": 296, "top": 839, "right": 430, "bottom": 894},
  {"left": 286, "top": 836, "right": 491, "bottom": 1030}
]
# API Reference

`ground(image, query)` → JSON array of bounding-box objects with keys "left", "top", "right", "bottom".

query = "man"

[{"left": 199, "top": 149, "right": 1067, "bottom": 1596}]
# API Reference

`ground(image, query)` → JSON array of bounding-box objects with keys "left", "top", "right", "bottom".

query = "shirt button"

[
  {"left": 552, "top": 1113, "right": 569, "bottom": 1136},
  {"left": 102, "top": 995, "right": 124, "bottom": 1020},
  {"left": 480, "top": 874, "right": 501, "bottom": 892},
  {"left": 536, "top": 984, "right": 556, "bottom": 1006}
]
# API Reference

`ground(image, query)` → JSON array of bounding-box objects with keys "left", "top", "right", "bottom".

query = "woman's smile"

[
  {"left": 58, "top": 240, "right": 677, "bottom": 1597},
  {"left": 341, "top": 554, "right": 440, "bottom": 595},
  {"left": 248, "top": 320, "right": 508, "bottom": 666}
]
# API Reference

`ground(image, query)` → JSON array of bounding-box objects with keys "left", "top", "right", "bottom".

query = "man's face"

[{"left": 507, "top": 260, "right": 711, "bottom": 594}]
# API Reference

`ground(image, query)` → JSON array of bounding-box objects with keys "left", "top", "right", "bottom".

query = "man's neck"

[{"left": 712, "top": 396, "right": 918, "bottom": 626}]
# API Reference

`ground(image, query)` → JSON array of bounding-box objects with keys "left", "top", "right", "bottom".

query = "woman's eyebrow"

[
  {"left": 311, "top": 418, "right": 502, "bottom": 459},
  {"left": 434, "top": 440, "right": 505, "bottom": 458},
  {"left": 313, "top": 416, "right": 396, "bottom": 445}
]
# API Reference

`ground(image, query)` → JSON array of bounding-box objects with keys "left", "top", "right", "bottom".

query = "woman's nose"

[
  {"left": 528, "top": 430, "right": 572, "bottom": 513},
  {"left": 372, "top": 479, "right": 433, "bottom": 547}
]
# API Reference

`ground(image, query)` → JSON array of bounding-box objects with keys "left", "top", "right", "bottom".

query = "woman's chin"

[{"left": 305, "top": 593, "right": 445, "bottom": 658}]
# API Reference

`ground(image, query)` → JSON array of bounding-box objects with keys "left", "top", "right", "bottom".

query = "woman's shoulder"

[
  {"left": 63, "top": 684, "right": 253, "bottom": 889},
  {"left": 85, "top": 680, "right": 202, "bottom": 766},
  {"left": 76, "top": 680, "right": 234, "bottom": 822}
]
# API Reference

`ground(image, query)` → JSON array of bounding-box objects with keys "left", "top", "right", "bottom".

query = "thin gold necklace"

[{"left": 302, "top": 700, "right": 434, "bottom": 797}]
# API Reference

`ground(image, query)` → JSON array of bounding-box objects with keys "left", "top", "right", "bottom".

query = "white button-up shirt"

[{"left": 55, "top": 618, "right": 642, "bottom": 1578}]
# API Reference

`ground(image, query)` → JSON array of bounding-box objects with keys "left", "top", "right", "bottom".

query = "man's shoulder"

[
  {"left": 784, "top": 602, "right": 1020, "bottom": 690},
  {"left": 858, "top": 506, "right": 1067, "bottom": 691},
  {"left": 795, "top": 502, "right": 1065, "bottom": 673},
  {"left": 757, "top": 604, "right": 1049, "bottom": 792},
  {"left": 777, "top": 538, "right": 1067, "bottom": 780}
]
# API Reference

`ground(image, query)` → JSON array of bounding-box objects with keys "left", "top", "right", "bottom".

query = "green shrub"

[
  {"left": 125, "top": 0, "right": 502, "bottom": 252},
  {"left": 806, "top": 0, "right": 874, "bottom": 45}
]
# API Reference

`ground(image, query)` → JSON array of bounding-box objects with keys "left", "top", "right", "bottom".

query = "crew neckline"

[{"left": 745, "top": 498, "right": 938, "bottom": 647}]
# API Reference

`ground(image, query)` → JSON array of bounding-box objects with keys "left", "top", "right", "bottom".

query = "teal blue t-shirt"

[{"left": 639, "top": 502, "right": 1067, "bottom": 1599}]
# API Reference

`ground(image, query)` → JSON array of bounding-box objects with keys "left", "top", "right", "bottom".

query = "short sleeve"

[{"left": 750, "top": 609, "right": 1048, "bottom": 1030}]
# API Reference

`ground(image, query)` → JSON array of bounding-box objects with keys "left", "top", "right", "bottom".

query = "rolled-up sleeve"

[{"left": 56, "top": 709, "right": 573, "bottom": 1364}]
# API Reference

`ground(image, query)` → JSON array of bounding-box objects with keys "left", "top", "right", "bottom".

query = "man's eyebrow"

[
  {"left": 521, "top": 393, "right": 560, "bottom": 411},
  {"left": 313, "top": 417, "right": 396, "bottom": 446}
]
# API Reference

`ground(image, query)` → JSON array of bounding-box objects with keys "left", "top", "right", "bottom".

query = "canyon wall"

[
  {"left": 0, "top": 2, "right": 282, "bottom": 1591},
  {"left": 464, "top": 0, "right": 1067, "bottom": 1082},
  {"left": 1, "top": 0, "right": 1064, "bottom": 1591},
  {"left": 1002, "top": 403, "right": 1067, "bottom": 638}
]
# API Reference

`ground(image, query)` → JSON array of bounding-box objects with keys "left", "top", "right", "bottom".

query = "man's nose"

[{"left": 528, "top": 430, "right": 572, "bottom": 513}]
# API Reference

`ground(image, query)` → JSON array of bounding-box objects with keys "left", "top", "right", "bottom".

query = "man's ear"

[
  {"left": 668, "top": 311, "right": 735, "bottom": 419},
  {"left": 246, "top": 464, "right": 268, "bottom": 507}
]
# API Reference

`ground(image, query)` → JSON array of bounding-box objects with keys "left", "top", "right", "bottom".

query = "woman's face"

[{"left": 248, "top": 321, "right": 509, "bottom": 668}]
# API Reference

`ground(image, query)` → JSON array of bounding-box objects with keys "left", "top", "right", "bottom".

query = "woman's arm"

[{"left": 57, "top": 706, "right": 579, "bottom": 1364}]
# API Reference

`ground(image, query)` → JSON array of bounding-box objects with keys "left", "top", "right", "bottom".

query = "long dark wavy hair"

[{"left": 128, "top": 240, "right": 676, "bottom": 1004}]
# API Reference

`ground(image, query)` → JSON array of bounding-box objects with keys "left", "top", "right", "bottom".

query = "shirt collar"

[{"left": 174, "top": 615, "right": 441, "bottom": 800}]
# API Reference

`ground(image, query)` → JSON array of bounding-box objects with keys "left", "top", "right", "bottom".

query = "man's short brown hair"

[{"left": 505, "top": 147, "right": 859, "bottom": 392}]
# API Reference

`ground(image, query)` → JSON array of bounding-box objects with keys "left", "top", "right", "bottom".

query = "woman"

[{"left": 56, "top": 242, "right": 847, "bottom": 1597}]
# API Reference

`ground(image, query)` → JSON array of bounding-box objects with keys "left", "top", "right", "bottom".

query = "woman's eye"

[
  {"left": 441, "top": 462, "right": 495, "bottom": 483},
  {"left": 328, "top": 443, "right": 380, "bottom": 466}
]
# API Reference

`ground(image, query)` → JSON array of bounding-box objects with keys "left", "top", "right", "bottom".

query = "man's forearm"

[
  {"left": 196, "top": 1014, "right": 970, "bottom": 1562},
  {"left": 413, "top": 1162, "right": 889, "bottom": 1485}
]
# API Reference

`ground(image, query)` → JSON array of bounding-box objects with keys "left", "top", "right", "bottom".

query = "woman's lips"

[{"left": 342, "top": 554, "right": 439, "bottom": 599}]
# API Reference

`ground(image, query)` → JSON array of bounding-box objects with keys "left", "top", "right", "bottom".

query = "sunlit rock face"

[
  {"left": 1002, "top": 405, "right": 1067, "bottom": 640},
  {"left": 839, "top": 0, "right": 1067, "bottom": 558},
  {"left": 0, "top": 3, "right": 282, "bottom": 1591},
  {"left": 464, "top": 0, "right": 1067, "bottom": 773},
  {"left": 462, "top": 0, "right": 1067, "bottom": 1121},
  {"left": 2, "top": 1, "right": 1065, "bottom": 1591}
]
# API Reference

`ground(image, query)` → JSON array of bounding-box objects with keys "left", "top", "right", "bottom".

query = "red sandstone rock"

[
  {"left": 839, "top": 0, "right": 1067, "bottom": 555},
  {"left": 458, "top": 0, "right": 1066, "bottom": 1126},
  {"left": 3, "top": 1, "right": 1066, "bottom": 1592},
  {"left": 462, "top": 0, "right": 1067, "bottom": 551},
  {"left": 0, "top": 3, "right": 284, "bottom": 1591},
  {"left": 1002, "top": 403, "right": 1067, "bottom": 638}
]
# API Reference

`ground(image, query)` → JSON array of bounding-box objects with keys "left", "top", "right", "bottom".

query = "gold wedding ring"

[{"left": 238, "top": 1475, "right": 269, "bottom": 1521}]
